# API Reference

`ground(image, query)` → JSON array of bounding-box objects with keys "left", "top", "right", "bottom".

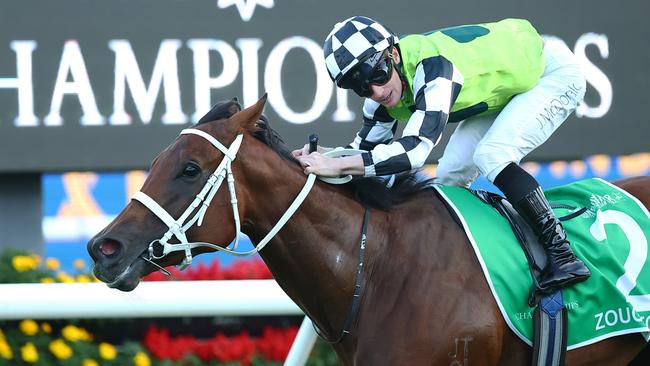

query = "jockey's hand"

[
  {"left": 297, "top": 153, "right": 365, "bottom": 177},
  {"left": 291, "top": 144, "right": 310, "bottom": 158},
  {"left": 297, "top": 153, "right": 342, "bottom": 177},
  {"left": 291, "top": 144, "right": 332, "bottom": 158}
]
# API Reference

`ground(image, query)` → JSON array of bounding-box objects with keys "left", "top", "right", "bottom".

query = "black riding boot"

[{"left": 515, "top": 187, "right": 591, "bottom": 290}]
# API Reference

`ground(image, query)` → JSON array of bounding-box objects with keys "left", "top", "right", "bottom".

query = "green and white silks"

[{"left": 435, "top": 178, "right": 650, "bottom": 349}]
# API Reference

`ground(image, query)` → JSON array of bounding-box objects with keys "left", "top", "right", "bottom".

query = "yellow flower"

[
  {"left": 40, "top": 277, "right": 55, "bottom": 284},
  {"left": 0, "top": 339, "right": 12, "bottom": 360},
  {"left": 74, "top": 259, "right": 86, "bottom": 270},
  {"left": 11, "top": 256, "right": 38, "bottom": 272},
  {"left": 20, "top": 342, "right": 38, "bottom": 363},
  {"left": 61, "top": 325, "right": 92, "bottom": 342},
  {"left": 56, "top": 272, "right": 74, "bottom": 283},
  {"left": 0, "top": 328, "right": 4, "bottom": 339},
  {"left": 76, "top": 275, "right": 92, "bottom": 283},
  {"left": 61, "top": 325, "right": 80, "bottom": 341},
  {"left": 49, "top": 339, "right": 73, "bottom": 360},
  {"left": 98, "top": 342, "right": 116, "bottom": 360},
  {"left": 41, "top": 323, "right": 52, "bottom": 334},
  {"left": 134, "top": 351, "right": 151, "bottom": 366},
  {"left": 30, "top": 255, "right": 41, "bottom": 266},
  {"left": 19, "top": 320, "right": 39, "bottom": 336},
  {"left": 82, "top": 359, "right": 99, "bottom": 366},
  {"left": 46, "top": 258, "right": 61, "bottom": 270}
]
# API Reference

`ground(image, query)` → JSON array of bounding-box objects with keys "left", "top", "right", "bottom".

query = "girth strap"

[{"left": 533, "top": 290, "right": 568, "bottom": 366}]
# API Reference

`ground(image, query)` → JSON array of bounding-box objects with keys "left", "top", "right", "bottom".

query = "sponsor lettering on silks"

[
  {"left": 580, "top": 192, "right": 625, "bottom": 218},
  {"left": 594, "top": 305, "right": 650, "bottom": 331},
  {"left": 515, "top": 301, "right": 580, "bottom": 321},
  {"left": 535, "top": 82, "right": 584, "bottom": 129}
]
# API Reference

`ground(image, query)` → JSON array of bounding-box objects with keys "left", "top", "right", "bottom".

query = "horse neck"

[{"left": 237, "top": 142, "right": 364, "bottom": 337}]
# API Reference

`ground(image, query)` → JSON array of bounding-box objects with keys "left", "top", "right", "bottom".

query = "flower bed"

[
  {"left": 0, "top": 320, "right": 148, "bottom": 366},
  {"left": 143, "top": 325, "right": 298, "bottom": 364},
  {"left": 142, "top": 260, "right": 273, "bottom": 282},
  {"left": 0, "top": 248, "right": 337, "bottom": 365}
]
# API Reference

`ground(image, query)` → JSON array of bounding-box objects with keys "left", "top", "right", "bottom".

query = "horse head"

[{"left": 88, "top": 95, "right": 270, "bottom": 291}]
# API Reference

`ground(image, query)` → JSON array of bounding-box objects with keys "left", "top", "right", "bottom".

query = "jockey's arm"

[
  {"left": 356, "top": 56, "right": 463, "bottom": 177},
  {"left": 297, "top": 57, "right": 463, "bottom": 178},
  {"left": 296, "top": 100, "right": 394, "bottom": 177},
  {"left": 348, "top": 100, "right": 397, "bottom": 151}
]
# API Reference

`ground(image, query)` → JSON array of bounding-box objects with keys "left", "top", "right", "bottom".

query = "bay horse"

[{"left": 88, "top": 96, "right": 650, "bottom": 365}]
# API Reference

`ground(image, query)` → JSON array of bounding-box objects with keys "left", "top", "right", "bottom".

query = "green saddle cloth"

[{"left": 435, "top": 178, "right": 650, "bottom": 349}]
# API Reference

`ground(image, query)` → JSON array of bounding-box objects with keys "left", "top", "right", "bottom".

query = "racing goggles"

[{"left": 338, "top": 48, "right": 394, "bottom": 98}]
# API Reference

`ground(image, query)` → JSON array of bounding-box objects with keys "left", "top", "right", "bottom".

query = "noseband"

[{"left": 132, "top": 128, "right": 317, "bottom": 269}]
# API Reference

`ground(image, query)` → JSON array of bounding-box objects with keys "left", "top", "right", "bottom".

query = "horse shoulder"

[{"left": 354, "top": 191, "right": 503, "bottom": 363}]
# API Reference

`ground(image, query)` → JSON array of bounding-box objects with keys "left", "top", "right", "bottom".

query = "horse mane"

[
  {"left": 197, "top": 98, "right": 435, "bottom": 211},
  {"left": 197, "top": 98, "right": 242, "bottom": 123}
]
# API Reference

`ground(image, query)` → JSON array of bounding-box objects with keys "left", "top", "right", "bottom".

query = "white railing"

[{"left": 0, "top": 280, "right": 318, "bottom": 366}]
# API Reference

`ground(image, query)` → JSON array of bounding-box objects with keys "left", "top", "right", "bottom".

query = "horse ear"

[
  {"left": 232, "top": 93, "right": 268, "bottom": 131},
  {"left": 197, "top": 97, "right": 241, "bottom": 124}
]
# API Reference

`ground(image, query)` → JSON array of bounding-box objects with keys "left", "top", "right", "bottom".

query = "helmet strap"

[{"left": 392, "top": 46, "right": 407, "bottom": 99}]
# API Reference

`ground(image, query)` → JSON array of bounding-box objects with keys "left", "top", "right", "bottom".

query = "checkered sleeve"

[
  {"left": 348, "top": 99, "right": 397, "bottom": 151},
  {"left": 362, "top": 56, "right": 463, "bottom": 177}
]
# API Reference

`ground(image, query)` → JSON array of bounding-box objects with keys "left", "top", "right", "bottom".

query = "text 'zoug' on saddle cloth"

[{"left": 435, "top": 178, "right": 650, "bottom": 349}]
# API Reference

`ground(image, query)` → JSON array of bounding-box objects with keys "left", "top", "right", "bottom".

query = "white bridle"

[{"left": 132, "top": 128, "right": 364, "bottom": 270}]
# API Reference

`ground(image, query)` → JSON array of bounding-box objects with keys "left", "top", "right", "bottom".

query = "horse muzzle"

[{"left": 88, "top": 236, "right": 143, "bottom": 289}]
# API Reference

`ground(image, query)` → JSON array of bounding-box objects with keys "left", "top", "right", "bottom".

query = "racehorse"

[{"left": 88, "top": 96, "right": 650, "bottom": 365}]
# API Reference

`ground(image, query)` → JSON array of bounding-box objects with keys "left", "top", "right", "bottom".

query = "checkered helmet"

[{"left": 323, "top": 16, "right": 399, "bottom": 84}]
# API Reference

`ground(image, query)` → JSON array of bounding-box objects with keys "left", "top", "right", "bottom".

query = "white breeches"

[{"left": 434, "top": 40, "right": 587, "bottom": 187}]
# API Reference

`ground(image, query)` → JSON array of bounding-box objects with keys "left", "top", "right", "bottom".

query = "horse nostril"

[{"left": 98, "top": 239, "right": 122, "bottom": 257}]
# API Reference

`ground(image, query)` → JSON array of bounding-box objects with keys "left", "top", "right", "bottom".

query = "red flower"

[
  {"left": 142, "top": 325, "right": 195, "bottom": 361},
  {"left": 142, "top": 271, "right": 167, "bottom": 282},
  {"left": 257, "top": 326, "right": 299, "bottom": 361},
  {"left": 224, "top": 260, "right": 272, "bottom": 280},
  {"left": 142, "top": 259, "right": 271, "bottom": 281},
  {"left": 142, "top": 324, "right": 299, "bottom": 363}
]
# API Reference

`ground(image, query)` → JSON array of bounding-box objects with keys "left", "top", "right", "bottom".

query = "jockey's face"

[{"left": 369, "top": 47, "right": 402, "bottom": 108}]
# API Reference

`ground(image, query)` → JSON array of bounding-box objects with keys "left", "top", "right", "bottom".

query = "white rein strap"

[{"left": 132, "top": 128, "right": 316, "bottom": 269}]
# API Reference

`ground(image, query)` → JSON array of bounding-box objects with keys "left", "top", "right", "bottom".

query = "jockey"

[{"left": 291, "top": 16, "right": 591, "bottom": 291}]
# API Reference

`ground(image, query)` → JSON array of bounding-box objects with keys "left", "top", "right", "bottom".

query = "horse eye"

[{"left": 182, "top": 163, "right": 201, "bottom": 178}]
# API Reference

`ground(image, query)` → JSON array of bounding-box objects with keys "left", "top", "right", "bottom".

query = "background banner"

[{"left": 0, "top": 0, "right": 648, "bottom": 171}]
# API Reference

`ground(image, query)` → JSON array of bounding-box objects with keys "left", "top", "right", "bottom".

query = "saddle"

[
  {"left": 472, "top": 190, "right": 586, "bottom": 303},
  {"left": 472, "top": 189, "right": 586, "bottom": 366}
]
